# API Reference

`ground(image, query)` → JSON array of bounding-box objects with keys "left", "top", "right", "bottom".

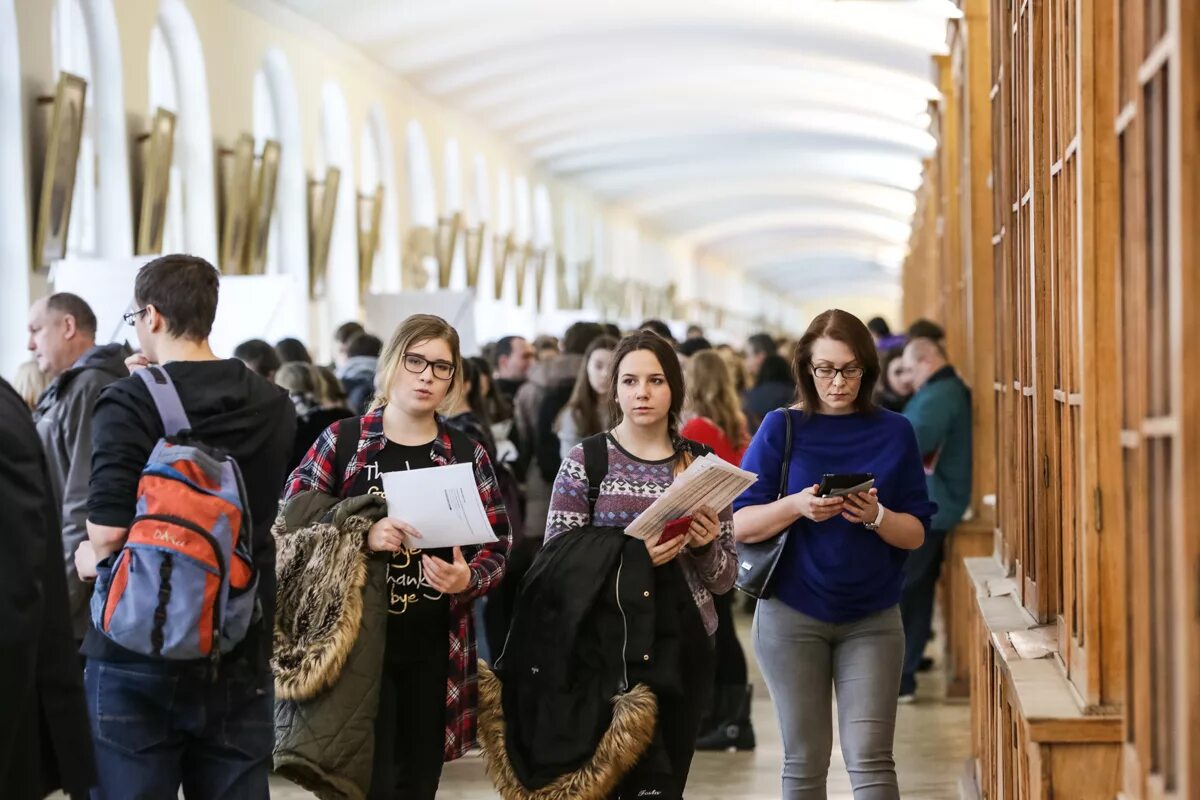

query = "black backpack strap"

[
  {"left": 333, "top": 416, "right": 361, "bottom": 497},
  {"left": 581, "top": 433, "right": 609, "bottom": 519},
  {"left": 446, "top": 425, "right": 478, "bottom": 467}
]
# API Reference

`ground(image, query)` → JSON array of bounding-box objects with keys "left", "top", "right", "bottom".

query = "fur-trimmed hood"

[
  {"left": 476, "top": 662, "right": 657, "bottom": 800},
  {"left": 271, "top": 490, "right": 385, "bottom": 701}
]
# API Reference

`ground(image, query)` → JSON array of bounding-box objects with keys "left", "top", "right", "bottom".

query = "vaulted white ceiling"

[{"left": 281, "top": 0, "right": 956, "bottom": 296}]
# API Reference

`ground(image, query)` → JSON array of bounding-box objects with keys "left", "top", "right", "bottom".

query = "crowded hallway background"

[{"left": 5, "top": 0, "right": 1200, "bottom": 799}]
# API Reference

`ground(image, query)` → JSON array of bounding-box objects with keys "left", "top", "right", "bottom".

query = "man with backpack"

[{"left": 77, "top": 255, "right": 295, "bottom": 797}]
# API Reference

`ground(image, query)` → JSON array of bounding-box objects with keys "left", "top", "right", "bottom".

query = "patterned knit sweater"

[{"left": 546, "top": 435, "right": 738, "bottom": 635}]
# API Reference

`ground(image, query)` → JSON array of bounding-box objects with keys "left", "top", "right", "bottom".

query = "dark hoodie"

[
  {"left": 83, "top": 359, "right": 297, "bottom": 670},
  {"left": 33, "top": 342, "right": 131, "bottom": 639}
]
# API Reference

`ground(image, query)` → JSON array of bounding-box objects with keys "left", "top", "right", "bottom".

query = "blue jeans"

[
  {"left": 84, "top": 659, "right": 273, "bottom": 800},
  {"left": 899, "top": 528, "right": 949, "bottom": 688}
]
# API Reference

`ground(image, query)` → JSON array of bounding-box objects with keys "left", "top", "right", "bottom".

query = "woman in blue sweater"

[{"left": 734, "top": 309, "right": 935, "bottom": 800}]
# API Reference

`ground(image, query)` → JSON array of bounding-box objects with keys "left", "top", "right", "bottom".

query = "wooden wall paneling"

[
  {"left": 961, "top": 0, "right": 998, "bottom": 521},
  {"left": 1076, "top": 0, "right": 1125, "bottom": 712},
  {"left": 1172, "top": 1, "right": 1200, "bottom": 793},
  {"left": 938, "top": 53, "right": 968, "bottom": 368}
]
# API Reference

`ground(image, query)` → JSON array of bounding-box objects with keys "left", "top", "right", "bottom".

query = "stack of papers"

[
  {"left": 624, "top": 454, "right": 759, "bottom": 540},
  {"left": 381, "top": 463, "right": 499, "bottom": 548}
]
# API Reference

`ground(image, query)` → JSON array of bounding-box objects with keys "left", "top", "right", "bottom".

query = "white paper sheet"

[
  {"left": 624, "top": 454, "right": 759, "bottom": 540},
  {"left": 381, "top": 462, "right": 498, "bottom": 548}
]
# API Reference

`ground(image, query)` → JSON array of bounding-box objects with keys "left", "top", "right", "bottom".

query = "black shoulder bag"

[{"left": 734, "top": 407, "right": 794, "bottom": 599}]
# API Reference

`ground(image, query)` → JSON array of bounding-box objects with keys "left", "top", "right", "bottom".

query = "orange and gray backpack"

[{"left": 90, "top": 366, "right": 257, "bottom": 662}]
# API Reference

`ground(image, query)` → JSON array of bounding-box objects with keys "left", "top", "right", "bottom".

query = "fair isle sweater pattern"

[{"left": 545, "top": 437, "right": 738, "bottom": 636}]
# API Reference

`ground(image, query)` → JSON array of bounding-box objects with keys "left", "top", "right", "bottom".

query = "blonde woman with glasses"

[{"left": 274, "top": 314, "right": 510, "bottom": 800}]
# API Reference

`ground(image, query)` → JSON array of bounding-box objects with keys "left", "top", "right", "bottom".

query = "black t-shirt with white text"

[{"left": 350, "top": 439, "right": 451, "bottom": 664}]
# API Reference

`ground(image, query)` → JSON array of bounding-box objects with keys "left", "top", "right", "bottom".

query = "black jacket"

[
  {"left": 493, "top": 526, "right": 667, "bottom": 790},
  {"left": 0, "top": 378, "right": 95, "bottom": 798}
]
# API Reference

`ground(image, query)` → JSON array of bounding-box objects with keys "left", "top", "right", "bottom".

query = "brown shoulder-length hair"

[
  {"left": 686, "top": 350, "right": 748, "bottom": 448},
  {"left": 562, "top": 335, "right": 618, "bottom": 439},
  {"left": 607, "top": 330, "right": 693, "bottom": 472},
  {"left": 792, "top": 309, "right": 881, "bottom": 416}
]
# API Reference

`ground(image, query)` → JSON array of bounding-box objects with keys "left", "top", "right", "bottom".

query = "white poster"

[{"left": 364, "top": 289, "right": 478, "bottom": 356}]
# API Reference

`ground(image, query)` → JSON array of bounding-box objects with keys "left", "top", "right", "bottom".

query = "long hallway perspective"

[{"left": 6, "top": 0, "right": 1200, "bottom": 798}]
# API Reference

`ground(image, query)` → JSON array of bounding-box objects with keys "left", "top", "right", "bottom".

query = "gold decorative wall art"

[
  {"left": 33, "top": 71, "right": 87, "bottom": 272},
  {"left": 135, "top": 107, "right": 176, "bottom": 256},
  {"left": 357, "top": 185, "right": 383, "bottom": 300},
  {"left": 307, "top": 166, "right": 340, "bottom": 298},
  {"left": 245, "top": 140, "right": 280, "bottom": 275},
  {"left": 219, "top": 134, "right": 255, "bottom": 275}
]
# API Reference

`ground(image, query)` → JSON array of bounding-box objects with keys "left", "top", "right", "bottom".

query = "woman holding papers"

[
  {"left": 273, "top": 314, "right": 510, "bottom": 800},
  {"left": 733, "top": 310, "right": 935, "bottom": 800},
  {"left": 544, "top": 330, "right": 738, "bottom": 799}
]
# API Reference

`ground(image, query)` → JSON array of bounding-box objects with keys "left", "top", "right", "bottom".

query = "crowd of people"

[{"left": 3, "top": 252, "right": 972, "bottom": 800}]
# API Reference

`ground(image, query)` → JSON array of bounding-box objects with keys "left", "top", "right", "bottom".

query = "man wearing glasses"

[
  {"left": 76, "top": 254, "right": 295, "bottom": 798},
  {"left": 898, "top": 336, "right": 973, "bottom": 702}
]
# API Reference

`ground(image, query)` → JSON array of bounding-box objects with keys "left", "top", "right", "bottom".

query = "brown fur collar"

[
  {"left": 476, "top": 661, "right": 658, "bottom": 800},
  {"left": 271, "top": 508, "right": 374, "bottom": 702}
]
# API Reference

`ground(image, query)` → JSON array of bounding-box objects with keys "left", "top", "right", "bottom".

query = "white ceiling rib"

[{"left": 282, "top": 0, "right": 956, "bottom": 296}]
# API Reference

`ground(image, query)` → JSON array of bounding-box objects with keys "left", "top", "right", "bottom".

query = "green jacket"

[{"left": 903, "top": 365, "right": 972, "bottom": 531}]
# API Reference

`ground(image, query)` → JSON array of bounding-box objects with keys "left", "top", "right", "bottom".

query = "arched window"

[
  {"left": 147, "top": 0, "right": 215, "bottom": 260},
  {"left": 443, "top": 138, "right": 466, "bottom": 290},
  {"left": 533, "top": 184, "right": 554, "bottom": 311},
  {"left": 252, "top": 48, "right": 306, "bottom": 278},
  {"left": 317, "top": 81, "right": 357, "bottom": 325},
  {"left": 1, "top": 0, "right": 32, "bottom": 378},
  {"left": 51, "top": 0, "right": 131, "bottom": 258},
  {"left": 405, "top": 120, "right": 438, "bottom": 290},
  {"left": 359, "top": 105, "right": 400, "bottom": 294}
]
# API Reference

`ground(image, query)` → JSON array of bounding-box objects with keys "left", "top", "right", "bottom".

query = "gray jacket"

[{"left": 32, "top": 342, "right": 130, "bottom": 639}]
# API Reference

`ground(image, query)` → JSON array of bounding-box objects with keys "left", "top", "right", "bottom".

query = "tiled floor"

[{"left": 271, "top": 606, "right": 971, "bottom": 799}]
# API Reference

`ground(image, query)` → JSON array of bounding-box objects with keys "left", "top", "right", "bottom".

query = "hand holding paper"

[
  {"left": 623, "top": 455, "right": 758, "bottom": 540},
  {"left": 380, "top": 463, "right": 498, "bottom": 549}
]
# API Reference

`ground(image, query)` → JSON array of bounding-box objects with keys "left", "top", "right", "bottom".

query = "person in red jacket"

[{"left": 681, "top": 349, "right": 756, "bottom": 750}]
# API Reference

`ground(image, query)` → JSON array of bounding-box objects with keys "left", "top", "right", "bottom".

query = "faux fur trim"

[
  {"left": 272, "top": 512, "right": 373, "bottom": 701},
  {"left": 476, "top": 661, "right": 658, "bottom": 800}
]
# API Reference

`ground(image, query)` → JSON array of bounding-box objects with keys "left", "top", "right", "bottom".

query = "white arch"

[
  {"left": 53, "top": 0, "right": 132, "bottom": 258},
  {"left": 405, "top": 120, "right": 438, "bottom": 290},
  {"left": 360, "top": 104, "right": 400, "bottom": 293},
  {"left": 254, "top": 48, "right": 307, "bottom": 279},
  {"left": 318, "top": 81, "right": 357, "bottom": 325},
  {"left": 150, "top": 0, "right": 216, "bottom": 261},
  {"left": 443, "top": 138, "right": 466, "bottom": 289},
  {"left": 1, "top": 0, "right": 31, "bottom": 378}
]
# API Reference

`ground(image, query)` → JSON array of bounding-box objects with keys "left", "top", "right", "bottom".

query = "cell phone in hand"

[
  {"left": 660, "top": 515, "right": 693, "bottom": 545},
  {"left": 818, "top": 473, "right": 875, "bottom": 498}
]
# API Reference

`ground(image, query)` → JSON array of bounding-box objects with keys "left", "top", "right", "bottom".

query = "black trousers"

[
  {"left": 368, "top": 653, "right": 449, "bottom": 800},
  {"left": 711, "top": 591, "right": 748, "bottom": 685},
  {"left": 613, "top": 600, "right": 715, "bottom": 800}
]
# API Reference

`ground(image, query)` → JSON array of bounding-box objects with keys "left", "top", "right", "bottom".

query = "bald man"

[
  {"left": 898, "top": 336, "right": 972, "bottom": 701},
  {"left": 28, "top": 293, "right": 131, "bottom": 640}
]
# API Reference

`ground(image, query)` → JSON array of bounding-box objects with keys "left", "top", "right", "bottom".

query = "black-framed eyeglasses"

[
  {"left": 403, "top": 352, "right": 456, "bottom": 381},
  {"left": 123, "top": 307, "right": 149, "bottom": 327},
  {"left": 811, "top": 364, "right": 865, "bottom": 381}
]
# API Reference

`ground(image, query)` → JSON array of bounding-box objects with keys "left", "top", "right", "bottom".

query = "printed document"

[
  {"left": 624, "top": 454, "right": 758, "bottom": 540},
  {"left": 381, "top": 463, "right": 499, "bottom": 548}
]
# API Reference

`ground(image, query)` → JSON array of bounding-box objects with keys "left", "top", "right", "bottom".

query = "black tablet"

[{"left": 818, "top": 473, "right": 875, "bottom": 498}]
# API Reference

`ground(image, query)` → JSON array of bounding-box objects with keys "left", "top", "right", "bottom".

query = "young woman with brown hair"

[
  {"left": 554, "top": 334, "right": 617, "bottom": 458},
  {"left": 733, "top": 309, "right": 935, "bottom": 799},
  {"left": 539, "top": 330, "right": 738, "bottom": 798}
]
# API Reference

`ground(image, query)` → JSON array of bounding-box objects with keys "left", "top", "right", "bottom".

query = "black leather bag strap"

[
  {"left": 581, "top": 433, "right": 610, "bottom": 519},
  {"left": 446, "top": 425, "right": 477, "bottom": 466},
  {"left": 776, "top": 407, "right": 793, "bottom": 499}
]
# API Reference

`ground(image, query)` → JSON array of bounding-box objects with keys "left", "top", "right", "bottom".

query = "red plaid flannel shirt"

[{"left": 282, "top": 409, "right": 511, "bottom": 761}]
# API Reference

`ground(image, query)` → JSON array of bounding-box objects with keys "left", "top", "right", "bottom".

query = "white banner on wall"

[{"left": 364, "top": 289, "right": 478, "bottom": 356}]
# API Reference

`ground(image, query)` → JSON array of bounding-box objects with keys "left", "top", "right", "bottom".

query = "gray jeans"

[{"left": 753, "top": 599, "right": 905, "bottom": 799}]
